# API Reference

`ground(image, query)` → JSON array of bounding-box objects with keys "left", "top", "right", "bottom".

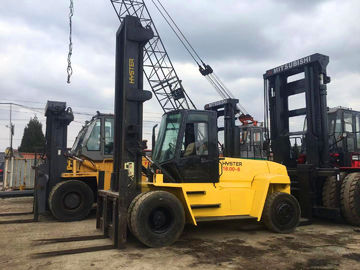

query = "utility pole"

[
  {"left": 9, "top": 103, "right": 14, "bottom": 155},
  {"left": 8, "top": 103, "right": 15, "bottom": 188},
  {"left": 0, "top": 102, "right": 15, "bottom": 189},
  {"left": 0, "top": 102, "right": 15, "bottom": 154},
  {"left": 8, "top": 103, "right": 15, "bottom": 189}
]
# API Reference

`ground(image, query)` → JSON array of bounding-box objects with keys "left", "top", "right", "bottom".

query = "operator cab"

[
  {"left": 152, "top": 110, "right": 219, "bottom": 183},
  {"left": 289, "top": 107, "right": 360, "bottom": 168},
  {"left": 70, "top": 114, "right": 114, "bottom": 161},
  {"left": 328, "top": 107, "right": 360, "bottom": 167},
  {"left": 239, "top": 125, "right": 267, "bottom": 159}
]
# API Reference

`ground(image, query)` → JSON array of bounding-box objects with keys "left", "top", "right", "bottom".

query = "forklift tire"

[
  {"left": 262, "top": 192, "right": 300, "bottom": 233},
  {"left": 323, "top": 173, "right": 347, "bottom": 208},
  {"left": 322, "top": 176, "right": 340, "bottom": 208},
  {"left": 49, "top": 180, "right": 94, "bottom": 222},
  {"left": 130, "top": 191, "right": 185, "bottom": 247},
  {"left": 340, "top": 173, "right": 360, "bottom": 226},
  {"left": 127, "top": 192, "right": 149, "bottom": 235}
]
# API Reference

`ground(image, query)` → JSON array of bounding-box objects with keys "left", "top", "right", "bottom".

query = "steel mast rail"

[{"left": 110, "top": 0, "right": 196, "bottom": 112}]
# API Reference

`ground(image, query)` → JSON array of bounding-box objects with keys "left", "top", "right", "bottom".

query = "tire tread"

[
  {"left": 340, "top": 173, "right": 360, "bottom": 226},
  {"left": 262, "top": 192, "right": 300, "bottom": 233},
  {"left": 322, "top": 176, "right": 339, "bottom": 208},
  {"left": 48, "top": 180, "right": 93, "bottom": 221},
  {"left": 130, "top": 190, "right": 185, "bottom": 247}
]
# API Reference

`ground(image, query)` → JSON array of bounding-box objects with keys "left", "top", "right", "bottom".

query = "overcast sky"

[{"left": 0, "top": 0, "right": 359, "bottom": 152}]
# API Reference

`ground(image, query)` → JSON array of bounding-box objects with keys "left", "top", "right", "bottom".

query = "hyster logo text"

[
  {"left": 129, "top": 58, "right": 135, "bottom": 84},
  {"left": 272, "top": 56, "right": 311, "bottom": 74}
]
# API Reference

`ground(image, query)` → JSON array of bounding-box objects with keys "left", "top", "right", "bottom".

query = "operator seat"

[{"left": 184, "top": 143, "right": 196, "bottom": 156}]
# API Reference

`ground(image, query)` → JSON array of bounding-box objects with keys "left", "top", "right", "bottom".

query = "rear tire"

[
  {"left": 130, "top": 191, "right": 185, "bottom": 247},
  {"left": 262, "top": 192, "right": 300, "bottom": 233},
  {"left": 340, "top": 173, "right": 360, "bottom": 226},
  {"left": 49, "top": 180, "right": 94, "bottom": 221}
]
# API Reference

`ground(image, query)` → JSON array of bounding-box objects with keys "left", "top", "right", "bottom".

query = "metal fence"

[{"left": 2, "top": 157, "right": 42, "bottom": 190}]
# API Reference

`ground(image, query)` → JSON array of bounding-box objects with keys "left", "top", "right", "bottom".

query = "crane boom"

[
  {"left": 110, "top": 0, "right": 257, "bottom": 126},
  {"left": 110, "top": 0, "right": 196, "bottom": 112}
]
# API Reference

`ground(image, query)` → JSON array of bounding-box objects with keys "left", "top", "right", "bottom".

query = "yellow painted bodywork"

[
  {"left": 142, "top": 158, "right": 290, "bottom": 225},
  {"left": 62, "top": 157, "right": 150, "bottom": 191}
]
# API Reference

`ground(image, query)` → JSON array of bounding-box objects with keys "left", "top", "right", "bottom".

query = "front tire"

[
  {"left": 127, "top": 192, "right": 149, "bottom": 235},
  {"left": 129, "top": 191, "right": 185, "bottom": 247},
  {"left": 49, "top": 180, "right": 94, "bottom": 221},
  {"left": 262, "top": 192, "right": 300, "bottom": 233}
]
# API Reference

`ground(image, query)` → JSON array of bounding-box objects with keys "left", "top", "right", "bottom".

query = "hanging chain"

[{"left": 67, "top": 0, "right": 74, "bottom": 84}]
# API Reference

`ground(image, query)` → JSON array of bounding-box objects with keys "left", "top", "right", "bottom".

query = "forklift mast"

[
  {"left": 37, "top": 101, "right": 74, "bottom": 213},
  {"left": 264, "top": 53, "right": 331, "bottom": 168},
  {"left": 205, "top": 98, "right": 266, "bottom": 159},
  {"left": 263, "top": 54, "right": 340, "bottom": 220},
  {"left": 97, "top": 15, "right": 153, "bottom": 247},
  {"left": 205, "top": 99, "right": 239, "bottom": 157},
  {"left": 112, "top": 15, "right": 153, "bottom": 196}
]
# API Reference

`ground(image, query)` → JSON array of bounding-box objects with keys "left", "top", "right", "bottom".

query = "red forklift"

[{"left": 264, "top": 54, "right": 360, "bottom": 225}]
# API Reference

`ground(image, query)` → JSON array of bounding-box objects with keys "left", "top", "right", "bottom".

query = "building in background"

[{"left": 2, "top": 150, "right": 42, "bottom": 190}]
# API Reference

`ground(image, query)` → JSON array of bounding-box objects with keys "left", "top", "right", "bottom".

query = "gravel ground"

[{"left": 0, "top": 197, "right": 360, "bottom": 270}]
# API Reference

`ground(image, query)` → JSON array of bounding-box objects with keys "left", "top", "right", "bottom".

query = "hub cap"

[
  {"left": 149, "top": 207, "right": 172, "bottom": 233},
  {"left": 63, "top": 192, "right": 81, "bottom": 210},
  {"left": 275, "top": 202, "right": 294, "bottom": 225}
]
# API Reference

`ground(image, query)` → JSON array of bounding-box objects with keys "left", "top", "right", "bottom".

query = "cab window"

[
  {"left": 344, "top": 112, "right": 353, "bottom": 132},
  {"left": 335, "top": 118, "right": 342, "bottom": 134},
  {"left": 253, "top": 130, "right": 261, "bottom": 145},
  {"left": 240, "top": 129, "right": 250, "bottom": 145},
  {"left": 86, "top": 119, "right": 101, "bottom": 151},
  {"left": 104, "top": 118, "right": 114, "bottom": 155},
  {"left": 182, "top": 122, "right": 209, "bottom": 157},
  {"left": 153, "top": 113, "right": 182, "bottom": 163},
  {"left": 329, "top": 119, "right": 335, "bottom": 135},
  {"left": 334, "top": 116, "right": 343, "bottom": 148}
]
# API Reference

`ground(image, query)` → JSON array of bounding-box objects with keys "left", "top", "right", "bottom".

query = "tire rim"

[
  {"left": 148, "top": 207, "right": 173, "bottom": 234},
  {"left": 63, "top": 192, "right": 81, "bottom": 210},
  {"left": 275, "top": 201, "right": 294, "bottom": 226}
]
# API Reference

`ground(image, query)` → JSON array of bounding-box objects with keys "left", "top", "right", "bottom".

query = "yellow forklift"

[
  {"left": 35, "top": 106, "right": 151, "bottom": 221},
  {"left": 35, "top": 106, "right": 115, "bottom": 221},
  {"left": 37, "top": 0, "right": 269, "bottom": 223},
  {"left": 96, "top": 15, "right": 300, "bottom": 248}
]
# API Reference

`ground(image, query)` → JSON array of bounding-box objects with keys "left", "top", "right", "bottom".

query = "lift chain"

[{"left": 66, "top": 0, "right": 74, "bottom": 84}]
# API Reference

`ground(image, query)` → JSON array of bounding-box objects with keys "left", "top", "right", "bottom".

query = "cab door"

[{"left": 176, "top": 112, "right": 219, "bottom": 183}]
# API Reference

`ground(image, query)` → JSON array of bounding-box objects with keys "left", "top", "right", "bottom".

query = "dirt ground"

[{"left": 0, "top": 197, "right": 360, "bottom": 270}]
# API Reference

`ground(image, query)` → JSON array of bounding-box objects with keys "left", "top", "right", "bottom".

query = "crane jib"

[{"left": 110, "top": 0, "right": 196, "bottom": 112}]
